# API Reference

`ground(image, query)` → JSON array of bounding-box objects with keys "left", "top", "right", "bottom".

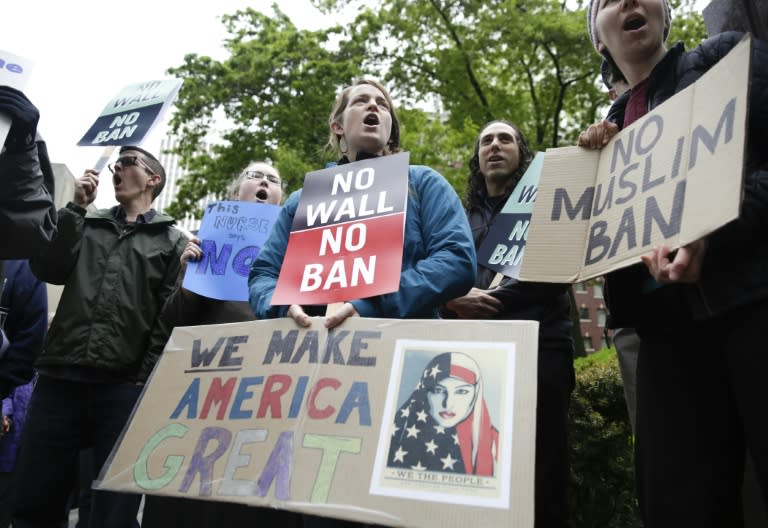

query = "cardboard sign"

[
  {"left": 476, "top": 153, "right": 543, "bottom": 279},
  {"left": 519, "top": 37, "right": 750, "bottom": 283},
  {"left": 77, "top": 79, "right": 183, "bottom": 146},
  {"left": 0, "top": 49, "right": 34, "bottom": 148},
  {"left": 96, "top": 317, "right": 539, "bottom": 528},
  {"left": 183, "top": 201, "right": 281, "bottom": 302},
  {"left": 271, "top": 153, "right": 409, "bottom": 305}
]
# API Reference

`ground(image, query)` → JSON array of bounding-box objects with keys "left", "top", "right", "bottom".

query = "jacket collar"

[
  {"left": 337, "top": 151, "right": 381, "bottom": 165},
  {"left": 608, "top": 41, "right": 686, "bottom": 123},
  {"left": 88, "top": 206, "right": 175, "bottom": 225}
]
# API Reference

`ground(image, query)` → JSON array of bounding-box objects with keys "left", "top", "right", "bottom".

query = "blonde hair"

[{"left": 227, "top": 161, "right": 281, "bottom": 200}]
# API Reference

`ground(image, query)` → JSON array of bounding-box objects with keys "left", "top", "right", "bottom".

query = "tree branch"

[{"left": 428, "top": 0, "right": 492, "bottom": 121}]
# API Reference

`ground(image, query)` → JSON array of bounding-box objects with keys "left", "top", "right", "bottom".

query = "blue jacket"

[
  {"left": 0, "top": 260, "right": 47, "bottom": 398},
  {"left": 249, "top": 164, "right": 476, "bottom": 319}
]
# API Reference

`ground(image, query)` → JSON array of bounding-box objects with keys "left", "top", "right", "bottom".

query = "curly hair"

[{"left": 464, "top": 120, "right": 533, "bottom": 210}]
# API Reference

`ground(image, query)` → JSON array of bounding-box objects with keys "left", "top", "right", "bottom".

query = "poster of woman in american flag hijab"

[{"left": 370, "top": 339, "right": 515, "bottom": 508}]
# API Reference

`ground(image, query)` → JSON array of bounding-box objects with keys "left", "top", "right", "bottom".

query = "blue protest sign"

[{"left": 183, "top": 201, "right": 281, "bottom": 301}]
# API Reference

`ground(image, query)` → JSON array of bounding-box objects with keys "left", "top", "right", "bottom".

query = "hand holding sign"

[
  {"left": 0, "top": 50, "right": 35, "bottom": 151},
  {"left": 641, "top": 239, "right": 707, "bottom": 284},
  {"left": 0, "top": 86, "right": 39, "bottom": 153},
  {"left": 577, "top": 120, "right": 620, "bottom": 150},
  {"left": 519, "top": 38, "right": 750, "bottom": 283},
  {"left": 324, "top": 302, "right": 360, "bottom": 329},
  {"left": 73, "top": 170, "right": 100, "bottom": 208},
  {"left": 180, "top": 236, "right": 204, "bottom": 269}
]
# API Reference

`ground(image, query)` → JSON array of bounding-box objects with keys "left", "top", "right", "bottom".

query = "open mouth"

[
  {"left": 113, "top": 174, "right": 122, "bottom": 187},
  {"left": 623, "top": 15, "right": 646, "bottom": 31},
  {"left": 488, "top": 155, "right": 504, "bottom": 163},
  {"left": 256, "top": 189, "right": 268, "bottom": 201},
  {"left": 363, "top": 113, "right": 380, "bottom": 126}
]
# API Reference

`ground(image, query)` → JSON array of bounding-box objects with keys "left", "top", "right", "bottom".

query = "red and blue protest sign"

[{"left": 271, "top": 153, "right": 410, "bottom": 305}]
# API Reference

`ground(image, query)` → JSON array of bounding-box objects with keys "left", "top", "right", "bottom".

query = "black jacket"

[
  {"left": 0, "top": 136, "right": 57, "bottom": 258},
  {"left": 604, "top": 32, "right": 768, "bottom": 328},
  {"left": 447, "top": 189, "right": 573, "bottom": 352}
]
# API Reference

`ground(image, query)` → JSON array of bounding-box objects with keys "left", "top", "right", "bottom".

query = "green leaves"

[
  {"left": 165, "top": 0, "right": 704, "bottom": 218},
  {"left": 165, "top": 6, "right": 362, "bottom": 218}
]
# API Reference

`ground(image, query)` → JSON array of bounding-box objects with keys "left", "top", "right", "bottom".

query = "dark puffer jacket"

[{"left": 604, "top": 32, "right": 768, "bottom": 328}]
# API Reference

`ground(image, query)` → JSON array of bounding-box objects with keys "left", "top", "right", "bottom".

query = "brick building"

[{"left": 573, "top": 278, "right": 610, "bottom": 353}]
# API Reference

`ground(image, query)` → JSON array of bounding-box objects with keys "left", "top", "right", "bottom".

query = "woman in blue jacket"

[{"left": 249, "top": 79, "right": 476, "bottom": 330}]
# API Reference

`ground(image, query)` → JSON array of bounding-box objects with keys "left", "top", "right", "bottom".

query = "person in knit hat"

[
  {"left": 577, "top": 0, "right": 768, "bottom": 525},
  {"left": 587, "top": 0, "right": 671, "bottom": 56}
]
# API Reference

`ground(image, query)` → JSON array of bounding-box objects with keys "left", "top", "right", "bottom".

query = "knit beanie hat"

[{"left": 587, "top": 0, "right": 672, "bottom": 54}]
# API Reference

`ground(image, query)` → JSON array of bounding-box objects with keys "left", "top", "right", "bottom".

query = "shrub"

[{"left": 568, "top": 348, "right": 641, "bottom": 528}]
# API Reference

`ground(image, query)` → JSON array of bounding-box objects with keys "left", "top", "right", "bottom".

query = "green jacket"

[{"left": 31, "top": 203, "right": 186, "bottom": 381}]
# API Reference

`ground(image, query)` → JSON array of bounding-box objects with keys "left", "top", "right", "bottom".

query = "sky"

[{"left": 2, "top": 0, "right": 340, "bottom": 207}]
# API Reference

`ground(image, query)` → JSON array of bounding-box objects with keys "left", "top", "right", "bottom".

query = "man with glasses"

[{"left": 14, "top": 146, "right": 186, "bottom": 528}]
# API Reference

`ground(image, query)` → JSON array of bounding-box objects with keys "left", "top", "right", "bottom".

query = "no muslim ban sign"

[
  {"left": 519, "top": 37, "right": 751, "bottom": 283},
  {"left": 272, "top": 153, "right": 409, "bottom": 305},
  {"left": 77, "top": 78, "right": 182, "bottom": 146}
]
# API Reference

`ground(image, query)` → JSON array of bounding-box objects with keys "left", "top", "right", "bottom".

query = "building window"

[
  {"left": 593, "top": 281, "right": 604, "bottom": 299},
  {"left": 596, "top": 308, "right": 607, "bottom": 327},
  {"left": 574, "top": 282, "right": 587, "bottom": 293},
  {"left": 579, "top": 305, "right": 590, "bottom": 320},
  {"left": 583, "top": 335, "right": 594, "bottom": 351}
]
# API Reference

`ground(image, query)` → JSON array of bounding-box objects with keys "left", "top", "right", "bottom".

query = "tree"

[
  {"left": 165, "top": 0, "right": 705, "bottom": 217},
  {"left": 164, "top": 6, "right": 364, "bottom": 219},
  {"left": 315, "top": 0, "right": 606, "bottom": 155}
]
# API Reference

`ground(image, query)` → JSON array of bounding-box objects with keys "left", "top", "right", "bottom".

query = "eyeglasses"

[
  {"left": 108, "top": 156, "right": 155, "bottom": 176},
  {"left": 243, "top": 170, "right": 281, "bottom": 185}
]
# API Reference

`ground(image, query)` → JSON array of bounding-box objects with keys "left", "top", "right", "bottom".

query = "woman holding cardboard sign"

[
  {"left": 249, "top": 79, "right": 475, "bottom": 329},
  {"left": 249, "top": 78, "right": 475, "bottom": 528},
  {"left": 142, "top": 162, "right": 300, "bottom": 528},
  {"left": 579, "top": 0, "right": 768, "bottom": 523}
]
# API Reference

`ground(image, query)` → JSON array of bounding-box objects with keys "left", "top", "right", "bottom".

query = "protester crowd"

[{"left": 0, "top": 0, "right": 766, "bottom": 526}]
